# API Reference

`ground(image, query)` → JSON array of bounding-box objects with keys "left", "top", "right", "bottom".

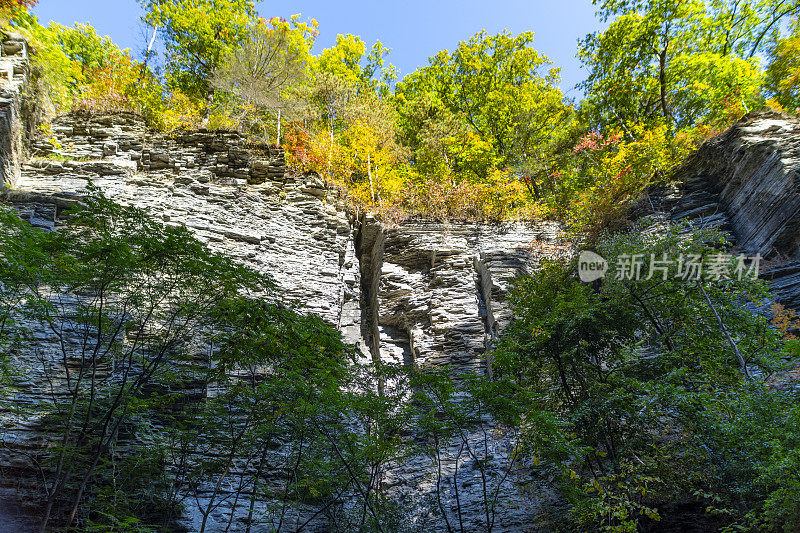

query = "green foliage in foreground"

[
  {"left": 491, "top": 225, "right": 800, "bottom": 531},
  {"left": 0, "top": 190, "right": 406, "bottom": 531},
  {"left": 2, "top": 191, "right": 800, "bottom": 533},
  {"left": 0, "top": 189, "right": 543, "bottom": 532}
]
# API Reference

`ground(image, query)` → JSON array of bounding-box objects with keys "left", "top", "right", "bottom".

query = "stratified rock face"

[
  {"left": 12, "top": 113, "right": 361, "bottom": 344},
  {"left": 0, "top": 32, "right": 30, "bottom": 189},
  {"left": 1, "top": 110, "right": 567, "bottom": 531},
  {"left": 661, "top": 112, "right": 800, "bottom": 307},
  {"left": 370, "top": 220, "right": 561, "bottom": 372}
]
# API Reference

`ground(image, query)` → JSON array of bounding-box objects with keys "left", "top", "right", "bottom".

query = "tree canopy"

[
  {"left": 140, "top": 0, "right": 256, "bottom": 100},
  {"left": 6, "top": 1, "right": 800, "bottom": 530},
  {"left": 13, "top": 0, "right": 800, "bottom": 225}
]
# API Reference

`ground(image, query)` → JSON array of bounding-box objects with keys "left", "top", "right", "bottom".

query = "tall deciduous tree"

[
  {"left": 396, "top": 30, "right": 566, "bottom": 176},
  {"left": 213, "top": 15, "right": 318, "bottom": 145},
  {"left": 140, "top": 0, "right": 256, "bottom": 103},
  {"left": 579, "top": 0, "right": 798, "bottom": 130},
  {"left": 317, "top": 34, "right": 396, "bottom": 92}
]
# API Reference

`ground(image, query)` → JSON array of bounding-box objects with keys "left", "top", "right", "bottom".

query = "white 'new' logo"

[{"left": 578, "top": 250, "right": 608, "bottom": 282}]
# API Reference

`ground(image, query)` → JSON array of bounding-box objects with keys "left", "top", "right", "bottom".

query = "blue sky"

[{"left": 32, "top": 0, "right": 602, "bottom": 98}]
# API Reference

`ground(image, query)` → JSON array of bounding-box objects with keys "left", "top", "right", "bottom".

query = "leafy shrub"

[
  {"left": 0, "top": 0, "right": 36, "bottom": 20},
  {"left": 766, "top": 19, "right": 800, "bottom": 116},
  {"left": 492, "top": 225, "right": 799, "bottom": 531},
  {"left": 9, "top": 15, "right": 165, "bottom": 125}
]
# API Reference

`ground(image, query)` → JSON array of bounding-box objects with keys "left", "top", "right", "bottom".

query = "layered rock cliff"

[
  {"left": 1, "top": 110, "right": 567, "bottom": 531},
  {"left": 656, "top": 111, "right": 800, "bottom": 306},
  {"left": 0, "top": 31, "right": 31, "bottom": 189},
  {"left": 5, "top": 37, "right": 800, "bottom": 529}
]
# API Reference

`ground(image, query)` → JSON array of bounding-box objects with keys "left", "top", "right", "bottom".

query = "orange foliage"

[
  {"left": 71, "top": 49, "right": 163, "bottom": 124},
  {"left": 0, "top": 0, "right": 36, "bottom": 9},
  {"left": 283, "top": 124, "right": 326, "bottom": 170},
  {"left": 771, "top": 303, "right": 800, "bottom": 340}
]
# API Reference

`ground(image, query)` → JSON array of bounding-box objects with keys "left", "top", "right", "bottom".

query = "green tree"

[
  {"left": 493, "top": 225, "right": 794, "bottom": 530},
  {"left": 52, "top": 22, "right": 115, "bottom": 76},
  {"left": 10, "top": 15, "right": 165, "bottom": 122},
  {"left": 0, "top": 188, "right": 421, "bottom": 531},
  {"left": 140, "top": 0, "right": 256, "bottom": 103},
  {"left": 579, "top": 0, "right": 798, "bottom": 131},
  {"left": 765, "top": 17, "right": 800, "bottom": 114},
  {"left": 396, "top": 30, "right": 565, "bottom": 173},
  {"left": 0, "top": 189, "right": 281, "bottom": 530},
  {"left": 317, "top": 34, "right": 396, "bottom": 92}
]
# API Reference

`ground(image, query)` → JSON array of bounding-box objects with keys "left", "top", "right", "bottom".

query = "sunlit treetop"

[{"left": 140, "top": 0, "right": 257, "bottom": 99}]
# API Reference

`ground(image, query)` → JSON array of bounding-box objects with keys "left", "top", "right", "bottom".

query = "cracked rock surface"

[
  {"left": 2, "top": 111, "right": 568, "bottom": 531},
  {"left": 648, "top": 111, "right": 800, "bottom": 308}
]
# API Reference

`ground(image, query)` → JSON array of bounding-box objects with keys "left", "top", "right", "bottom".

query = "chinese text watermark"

[{"left": 578, "top": 251, "right": 761, "bottom": 282}]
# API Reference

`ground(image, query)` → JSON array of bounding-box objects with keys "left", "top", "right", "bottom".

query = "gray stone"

[
  {"left": 0, "top": 43, "right": 570, "bottom": 531},
  {"left": 649, "top": 111, "right": 800, "bottom": 308},
  {"left": 102, "top": 141, "right": 118, "bottom": 157}
]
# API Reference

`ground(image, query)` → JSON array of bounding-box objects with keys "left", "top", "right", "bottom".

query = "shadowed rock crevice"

[
  {"left": 355, "top": 214, "right": 386, "bottom": 369},
  {"left": 0, "top": 31, "right": 33, "bottom": 190},
  {"left": 474, "top": 253, "right": 498, "bottom": 378}
]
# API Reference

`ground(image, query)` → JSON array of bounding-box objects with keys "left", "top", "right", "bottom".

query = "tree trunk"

[
  {"left": 374, "top": 159, "right": 382, "bottom": 209},
  {"left": 276, "top": 109, "right": 281, "bottom": 147},
  {"left": 658, "top": 48, "right": 670, "bottom": 122},
  {"left": 698, "top": 282, "right": 750, "bottom": 379},
  {"left": 658, "top": 22, "right": 671, "bottom": 124},
  {"left": 367, "top": 152, "right": 375, "bottom": 204},
  {"left": 328, "top": 116, "right": 334, "bottom": 173},
  {"left": 140, "top": 27, "right": 158, "bottom": 81},
  {"left": 201, "top": 88, "right": 215, "bottom": 128}
]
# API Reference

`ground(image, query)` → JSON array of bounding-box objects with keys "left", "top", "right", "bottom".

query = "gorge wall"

[
  {"left": 4, "top": 40, "right": 800, "bottom": 530},
  {"left": 657, "top": 111, "right": 800, "bottom": 307},
  {"left": 0, "top": 110, "right": 567, "bottom": 531},
  {"left": 0, "top": 31, "right": 31, "bottom": 190}
]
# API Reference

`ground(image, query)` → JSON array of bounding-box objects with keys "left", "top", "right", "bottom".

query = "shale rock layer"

[
  {"left": 1, "top": 111, "right": 566, "bottom": 532},
  {"left": 663, "top": 112, "right": 800, "bottom": 307}
]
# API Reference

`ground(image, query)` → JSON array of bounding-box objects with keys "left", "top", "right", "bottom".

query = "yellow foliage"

[
  {"left": 569, "top": 124, "right": 695, "bottom": 233},
  {"left": 206, "top": 109, "right": 241, "bottom": 131},
  {"left": 766, "top": 98, "right": 786, "bottom": 113},
  {"left": 161, "top": 91, "right": 205, "bottom": 131},
  {"left": 392, "top": 170, "right": 534, "bottom": 222},
  {"left": 305, "top": 130, "right": 354, "bottom": 183}
]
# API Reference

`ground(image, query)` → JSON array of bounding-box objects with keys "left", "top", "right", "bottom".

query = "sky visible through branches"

[{"left": 32, "top": 0, "right": 602, "bottom": 97}]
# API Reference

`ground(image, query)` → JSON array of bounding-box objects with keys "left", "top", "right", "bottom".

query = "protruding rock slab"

[{"left": 659, "top": 111, "right": 800, "bottom": 308}]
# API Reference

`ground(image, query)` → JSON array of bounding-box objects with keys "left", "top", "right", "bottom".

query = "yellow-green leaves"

[
  {"left": 766, "top": 18, "right": 800, "bottom": 114},
  {"left": 581, "top": 0, "right": 797, "bottom": 131},
  {"left": 394, "top": 29, "right": 569, "bottom": 209},
  {"left": 11, "top": 14, "right": 165, "bottom": 121},
  {"left": 141, "top": 0, "right": 256, "bottom": 99},
  {"left": 317, "top": 34, "right": 396, "bottom": 93}
]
